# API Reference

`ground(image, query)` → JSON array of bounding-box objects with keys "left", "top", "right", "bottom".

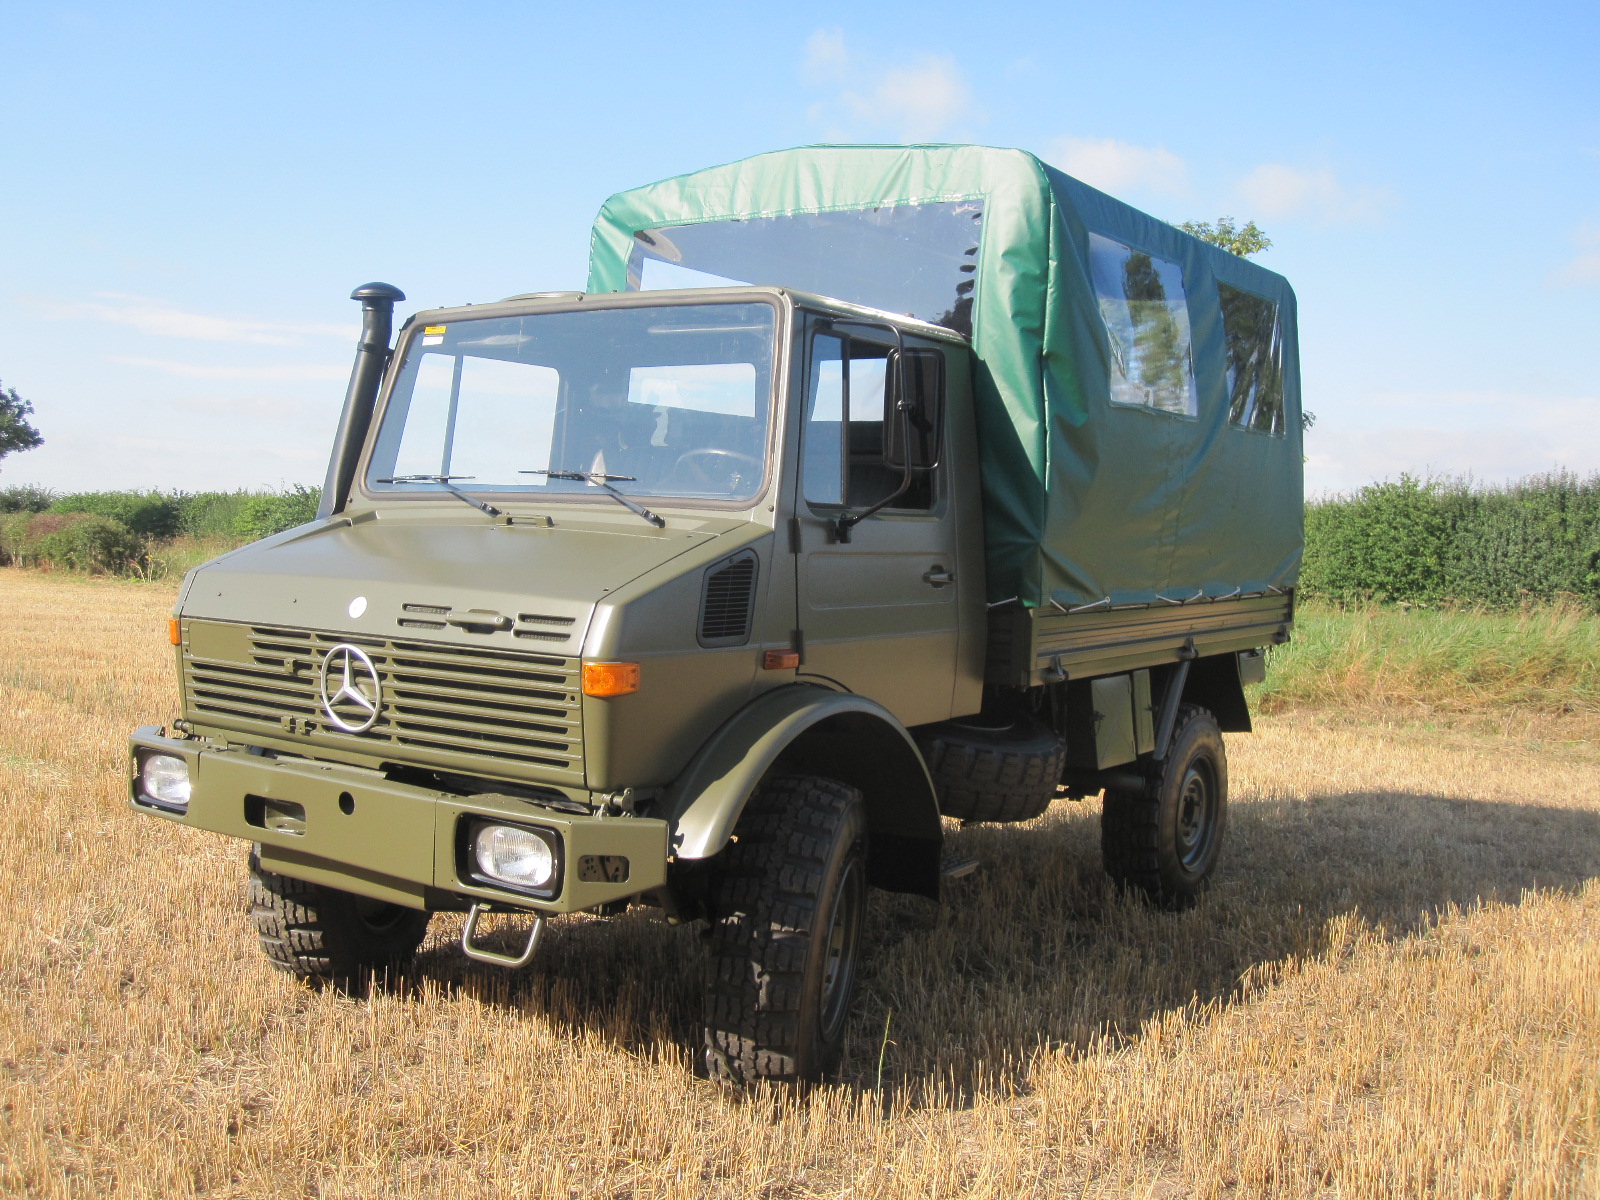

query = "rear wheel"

[
  {"left": 248, "top": 849, "right": 430, "bottom": 992},
  {"left": 703, "top": 774, "right": 868, "bottom": 1085},
  {"left": 1100, "top": 705, "right": 1228, "bottom": 910}
]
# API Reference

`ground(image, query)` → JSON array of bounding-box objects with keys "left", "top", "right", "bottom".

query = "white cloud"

[
  {"left": 1044, "top": 137, "right": 1191, "bottom": 198},
  {"left": 1555, "top": 252, "right": 1600, "bottom": 284},
  {"left": 1552, "top": 224, "right": 1600, "bottom": 285},
  {"left": 11, "top": 427, "right": 329, "bottom": 491},
  {"left": 167, "top": 393, "right": 320, "bottom": 421},
  {"left": 800, "top": 29, "right": 974, "bottom": 142},
  {"left": 30, "top": 292, "right": 355, "bottom": 344},
  {"left": 1304, "top": 390, "right": 1600, "bottom": 495},
  {"left": 1235, "top": 164, "right": 1391, "bottom": 224},
  {"left": 111, "top": 356, "right": 349, "bottom": 382},
  {"left": 801, "top": 28, "right": 848, "bottom": 85}
]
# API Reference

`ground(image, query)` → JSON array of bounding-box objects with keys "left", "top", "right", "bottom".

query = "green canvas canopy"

[{"left": 588, "top": 144, "right": 1303, "bottom": 609}]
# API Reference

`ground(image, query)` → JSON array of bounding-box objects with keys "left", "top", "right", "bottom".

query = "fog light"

[
  {"left": 140, "top": 753, "right": 191, "bottom": 810},
  {"left": 473, "top": 823, "right": 557, "bottom": 892}
]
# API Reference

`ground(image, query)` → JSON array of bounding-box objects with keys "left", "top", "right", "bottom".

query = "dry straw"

[{"left": 1, "top": 569, "right": 1595, "bottom": 1197}]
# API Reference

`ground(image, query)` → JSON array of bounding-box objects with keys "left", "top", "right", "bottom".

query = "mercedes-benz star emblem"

[{"left": 318, "top": 644, "right": 383, "bottom": 733}]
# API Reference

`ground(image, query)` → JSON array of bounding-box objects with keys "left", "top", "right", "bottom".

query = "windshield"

[{"left": 366, "top": 301, "right": 777, "bottom": 504}]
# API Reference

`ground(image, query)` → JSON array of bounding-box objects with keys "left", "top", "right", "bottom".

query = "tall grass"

[{"left": 1256, "top": 601, "right": 1600, "bottom": 722}]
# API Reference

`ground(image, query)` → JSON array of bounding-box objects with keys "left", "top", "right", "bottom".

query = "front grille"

[{"left": 183, "top": 623, "right": 584, "bottom": 783}]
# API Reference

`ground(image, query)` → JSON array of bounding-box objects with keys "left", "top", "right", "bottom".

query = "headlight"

[
  {"left": 471, "top": 822, "right": 560, "bottom": 895},
  {"left": 139, "top": 753, "right": 191, "bottom": 811}
]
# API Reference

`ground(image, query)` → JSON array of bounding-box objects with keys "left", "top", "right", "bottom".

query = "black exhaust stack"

[{"left": 318, "top": 282, "right": 406, "bottom": 519}]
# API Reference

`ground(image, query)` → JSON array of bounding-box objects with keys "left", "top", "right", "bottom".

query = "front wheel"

[
  {"left": 248, "top": 849, "right": 430, "bottom": 993},
  {"left": 1100, "top": 704, "right": 1228, "bottom": 910},
  {"left": 703, "top": 774, "right": 868, "bottom": 1085}
]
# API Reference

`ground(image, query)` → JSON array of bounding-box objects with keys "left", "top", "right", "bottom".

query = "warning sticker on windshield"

[{"left": 422, "top": 324, "right": 446, "bottom": 346}]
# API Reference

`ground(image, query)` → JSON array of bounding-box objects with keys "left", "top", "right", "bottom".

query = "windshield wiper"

[
  {"left": 375, "top": 474, "right": 502, "bottom": 517},
  {"left": 520, "top": 469, "right": 666, "bottom": 528}
]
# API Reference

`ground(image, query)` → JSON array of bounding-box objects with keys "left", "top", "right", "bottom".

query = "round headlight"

[
  {"left": 474, "top": 824, "right": 556, "bottom": 890},
  {"left": 140, "top": 753, "right": 191, "bottom": 808}
]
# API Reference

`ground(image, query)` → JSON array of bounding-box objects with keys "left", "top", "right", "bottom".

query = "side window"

[
  {"left": 803, "top": 333, "right": 941, "bottom": 511},
  {"left": 1218, "top": 283, "right": 1285, "bottom": 435},
  {"left": 1089, "top": 233, "right": 1198, "bottom": 417}
]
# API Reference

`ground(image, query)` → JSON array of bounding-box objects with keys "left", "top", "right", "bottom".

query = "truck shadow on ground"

[{"left": 405, "top": 788, "right": 1599, "bottom": 1101}]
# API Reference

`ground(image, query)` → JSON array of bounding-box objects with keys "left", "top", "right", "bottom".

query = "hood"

[{"left": 181, "top": 510, "right": 738, "bottom": 657}]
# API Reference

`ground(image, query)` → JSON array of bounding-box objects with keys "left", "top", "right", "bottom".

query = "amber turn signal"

[
  {"left": 167, "top": 618, "right": 182, "bottom": 646},
  {"left": 582, "top": 661, "right": 640, "bottom": 697},
  {"left": 762, "top": 649, "right": 800, "bottom": 670}
]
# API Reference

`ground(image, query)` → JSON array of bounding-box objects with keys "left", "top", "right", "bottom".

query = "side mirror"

[{"left": 882, "top": 349, "right": 944, "bottom": 471}]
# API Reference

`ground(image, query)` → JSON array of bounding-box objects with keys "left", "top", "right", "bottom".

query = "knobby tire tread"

[
  {"left": 248, "top": 850, "right": 428, "bottom": 990},
  {"left": 918, "top": 717, "right": 1067, "bottom": 823},
  {"left": 704, "top": 775, "right": 864, "bottom": 1085},
  {"left": 1100, "top": 704, "right": 1226, "bottom": 910}
]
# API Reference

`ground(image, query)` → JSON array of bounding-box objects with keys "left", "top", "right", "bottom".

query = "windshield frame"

[{"left": 355, "top": 289, "right": 790, "bottom": 515}]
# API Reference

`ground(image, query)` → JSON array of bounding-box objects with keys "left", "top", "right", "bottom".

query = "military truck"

[{"left": 130, "top": 145, "right": 1302, "bottom": 1084}]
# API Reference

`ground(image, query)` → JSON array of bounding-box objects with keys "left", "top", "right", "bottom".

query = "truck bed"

[{"left": 984, "top": 590, "right": 1293, "bottom": 687}]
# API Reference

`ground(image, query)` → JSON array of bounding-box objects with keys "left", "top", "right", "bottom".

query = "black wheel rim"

[
  {"left": 818, "top": 858, "right": 864, "bottom": 1042},
  {"left": 1175, "top": 757, "right": 1219, "bottom": 871}
]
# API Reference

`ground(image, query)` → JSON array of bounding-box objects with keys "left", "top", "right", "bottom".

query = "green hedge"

[
  {"left": 232, "top": 484, "right": 321, "bottom": 540},
  {"left": 51, "top": 491, "right": 182, "bottom": 538},
  {"left": 0, "top": 511, "right": 143, "bottom": 573},
  {"left": 0, "top": 485, "right": 57, "bottom": 513},
  {"left": 1301, "top": 472, "right": 1600, "bottom": 608},
  {"left": 40, "top": 486, "right": 323, "bottom": 542}
]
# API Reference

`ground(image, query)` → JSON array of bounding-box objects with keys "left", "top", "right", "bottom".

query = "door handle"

[{"left": 922, "top": 566, "right": 955, "bottom": 588}]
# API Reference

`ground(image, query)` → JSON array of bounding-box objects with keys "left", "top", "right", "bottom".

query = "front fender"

[{"left": 664, "top": 684, "right": 942, "bottom": 896}]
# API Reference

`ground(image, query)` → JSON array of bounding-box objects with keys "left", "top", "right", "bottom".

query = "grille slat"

[{"left": 184, "top": 623, "right": 584, "bottom": 781}]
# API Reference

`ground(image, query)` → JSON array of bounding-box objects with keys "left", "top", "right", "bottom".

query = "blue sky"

[{"left": 2, "top": 1, "right": 1596, "bottom": 495}]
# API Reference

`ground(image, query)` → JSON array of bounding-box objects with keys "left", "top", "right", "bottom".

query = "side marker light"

[
  {"left": 168, "top": 618, "right": 182, "bottom": 645},
  {"left": 762, "top": 649, "right": 800, "bottom": 670},
  {"left": 582, "top": 661, "right": 640, "bottom": 697}
]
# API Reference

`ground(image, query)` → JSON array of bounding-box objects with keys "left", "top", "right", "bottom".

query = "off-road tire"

[
  {"left": 248, "top": 849, "right": 430, "bottom": 992},
  {"left": 703, "top": 775, "right": 868, "bottom": 1085},
  {"left": 916, "top": 713, "right": 1067, "bottom": 823},
  {"left": 1101, "top": 704, "right": 1227, "bottom": 910}
]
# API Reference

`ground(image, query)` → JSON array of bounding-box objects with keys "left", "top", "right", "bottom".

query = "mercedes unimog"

[{"left": 129, "top": 145, "right": 1302, "bottom": 1084}]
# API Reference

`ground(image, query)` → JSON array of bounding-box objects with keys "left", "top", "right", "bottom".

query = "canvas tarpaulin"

[{"left": 587, "top": 144, "right": 1303, "bottom": 609}]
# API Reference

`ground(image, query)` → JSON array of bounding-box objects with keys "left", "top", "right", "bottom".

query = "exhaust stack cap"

[{"left": 351, "top": 282, "right": 405, "bottom": 304}]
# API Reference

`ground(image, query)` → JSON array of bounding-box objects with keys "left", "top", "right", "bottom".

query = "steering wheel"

[{"left": 667, "top": 448, "right": 762, "bottom": 492}]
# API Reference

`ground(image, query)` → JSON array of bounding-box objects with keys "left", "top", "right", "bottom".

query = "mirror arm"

[{"left": 827, "top": 319, "right": 910, "bottom": 544}]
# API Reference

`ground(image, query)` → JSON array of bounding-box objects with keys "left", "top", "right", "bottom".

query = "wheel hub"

[{"left": 1175, "top": 761, "right": 1216, "bottom": 869}]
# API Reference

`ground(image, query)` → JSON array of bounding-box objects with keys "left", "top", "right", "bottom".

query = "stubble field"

[{"left": 0, "top": 568, "right": 1595, "bottom": 1198}]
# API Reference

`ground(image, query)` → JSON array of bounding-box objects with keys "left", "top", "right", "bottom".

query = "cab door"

[{"left": 791, "top": 322, "right": 961, "bottom": 727}]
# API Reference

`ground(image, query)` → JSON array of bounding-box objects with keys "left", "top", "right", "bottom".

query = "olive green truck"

[{"left": 130, "top": 146, "right": 1302, "bottom": 1083}]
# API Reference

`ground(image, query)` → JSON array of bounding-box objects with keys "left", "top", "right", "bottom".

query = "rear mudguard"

[{"left": 664, "top": 684, "right": 943, "bottom": 898}]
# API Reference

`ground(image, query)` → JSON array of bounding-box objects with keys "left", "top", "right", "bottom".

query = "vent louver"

[{"left": 698, "top": 551, "right": 759, "bottom": 647}]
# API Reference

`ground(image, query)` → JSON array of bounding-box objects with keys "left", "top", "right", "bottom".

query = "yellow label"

[{"left": 423, "top": 325, "right": 447, "bottom": 335}]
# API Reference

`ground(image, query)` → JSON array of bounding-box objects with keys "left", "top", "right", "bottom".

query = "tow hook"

[{"left": 460, "top": 903, "right": 545, "bottom": 968}]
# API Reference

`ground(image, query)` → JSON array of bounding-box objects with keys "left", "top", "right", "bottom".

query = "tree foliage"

[
  {"left": 0, "top": 380, "right": 44, "bottom": 469},
  {"left": 1176, "top": 217, "right": 1273, "bottom": 258}
]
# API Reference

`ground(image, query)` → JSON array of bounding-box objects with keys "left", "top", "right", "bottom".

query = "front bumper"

[{"left": 129, "top": 726, "right": 668, "bottom": 914}]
